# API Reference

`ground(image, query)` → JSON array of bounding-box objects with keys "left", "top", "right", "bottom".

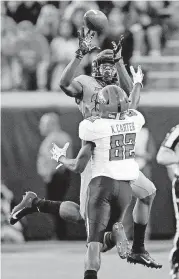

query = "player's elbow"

[
  {"left": 127, "top": 84, "right": 133, "bottom": 96},
  {"left": 59, "top": 84, "right": 69, "bottom": 97},
  {"left": 59, "top": 75, "right": 69, "bottom": 89},
  {"left": 59, "top": 83, "right": 67, "bottom": 92},
  {"left": 124, "top": 81, "right": 133, "bottom": 96},
  {"left": 70, "top": 159, "right": 85, "bottom": 173},
  {"left": 59, "top": 83, "right": 72, "bottom": 97},
  {"left": 74, "top": 161, "right": 86, "bottom": 173}
]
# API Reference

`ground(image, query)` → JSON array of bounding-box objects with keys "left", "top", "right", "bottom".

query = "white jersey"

[
  {"left": 79, "top": 109, "right": 145, "bottom": 181},
  {"left": 162, "top": 124, "right": 179, "bottom": 176}
]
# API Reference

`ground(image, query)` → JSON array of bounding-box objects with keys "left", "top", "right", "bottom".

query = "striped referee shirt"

[{"left": 162, "top": 124, "right": 179, "bottom": 176}]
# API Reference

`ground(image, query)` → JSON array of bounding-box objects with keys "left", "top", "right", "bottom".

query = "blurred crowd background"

[{"left": 1, "top": 0, "right": 179, "bottom": 92}]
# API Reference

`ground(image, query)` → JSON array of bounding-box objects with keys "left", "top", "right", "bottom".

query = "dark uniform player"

[
  {"left": 10, "top": 27, "right": 161, "bottom": 269},
  {"left": 59, "top": 27, "right": 160, "bottom": 269},
  {"left": 157, "top": 124, "right": 179, "bottom": 279}
]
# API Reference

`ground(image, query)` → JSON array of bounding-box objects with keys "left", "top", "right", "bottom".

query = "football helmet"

[
  {"left": 97, "top": 85, "right": 129, "bottom": 117},
  {"left": 92, "top": 49, "right": 117, "bottom": 82}
]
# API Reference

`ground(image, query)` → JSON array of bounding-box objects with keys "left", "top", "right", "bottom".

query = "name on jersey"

[{"left": 111, "top": 122, "right": 135, "bottom": 134}]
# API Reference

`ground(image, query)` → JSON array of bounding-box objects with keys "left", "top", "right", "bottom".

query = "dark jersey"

[{"left": 74, "top": 75, "right": 119, "bottom": 118}]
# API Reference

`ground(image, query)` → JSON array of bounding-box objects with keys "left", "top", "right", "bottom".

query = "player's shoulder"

[
  {"left": 79, "top": 117, "right": 97, "bottom": 140},
  {"left": 85, "top": 116, "right": 101, "bottom": 123},
  {"left": 127, "top": 109, "right": 143, "bottom": 118},
  {"left": 79, "top": 118, "right": 92, "bottom": 129},
  {"left": 79, "top": 116, "right": 101, "bottom": 131},
  {"left": 126, "top": 109, "right": 145, "bottom": 126},
  {"left": 74, "top": 75, "right": 93, "bottom": 85}
]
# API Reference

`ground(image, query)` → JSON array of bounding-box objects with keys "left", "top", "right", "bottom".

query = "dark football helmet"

[{"left": 92, "top": 49, "right": 117, "bottom": 82}]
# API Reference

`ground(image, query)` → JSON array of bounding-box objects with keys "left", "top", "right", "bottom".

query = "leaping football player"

[{"left": 10, "top": 27, "right": 161, "bottom": 269}]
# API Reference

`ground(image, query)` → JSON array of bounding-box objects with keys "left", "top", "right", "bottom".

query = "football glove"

[
  {"left": 111, "top": 35, "right": 124, "bottom": 63},
  {"left": 50, "top": 142, "right": 70, "bottom": 169},
  {"left": 75, "top": 26, "right": 100, "bottom": 60},
  {"left": 130, "top": 65, "right": 144, "bottom": 87}
]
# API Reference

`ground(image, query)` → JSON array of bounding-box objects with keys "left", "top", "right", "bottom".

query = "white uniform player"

[
  {"left": 79, "top": 110, "right": 145, "bottom": 181},
  {"left": 75, "top": 84, "right": 161, "bottom": 277},
  {"left": 79, "top": 108, "right": 156, "bottom": 220},
  {"left": 73, "top": 74, "right": 156, "bottom": 220}
]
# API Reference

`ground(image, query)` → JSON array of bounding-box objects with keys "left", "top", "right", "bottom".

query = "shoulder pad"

[
  {"left": 74, "top": 75, "right": 92, "bottom": 85},
  {"left": 86, "top": 116, "right": 101, "bottom": 123},
  {"left": 127, "top": 109, "right": 138, "bottom": 117}
]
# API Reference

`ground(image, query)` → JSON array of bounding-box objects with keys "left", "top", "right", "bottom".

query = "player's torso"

[
  {"left": 89, "top": 110, "right": 144, "bottom": 180},
  {"left": 76, "top": 75, "right": 104, "bottom": 118}
]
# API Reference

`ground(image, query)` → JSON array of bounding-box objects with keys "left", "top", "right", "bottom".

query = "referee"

[{"left": 157, "top": 124, "right": 179, "bottom": 279}]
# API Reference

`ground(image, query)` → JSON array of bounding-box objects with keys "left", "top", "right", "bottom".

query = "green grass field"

[{"left": 2, "top": 240, "right": 172, "bottom": 279}]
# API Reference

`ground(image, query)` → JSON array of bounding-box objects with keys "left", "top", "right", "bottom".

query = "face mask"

[{"left": 100, "top": 64, "right": 116, "bottom": 81}]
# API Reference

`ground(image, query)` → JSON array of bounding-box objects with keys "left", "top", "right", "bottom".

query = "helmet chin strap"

[
  {"left": 95, "top": 77, "right": 115, "bottom": 87},
  {"left": 102, "top": 76, "right": 113, "bottom": 83}
]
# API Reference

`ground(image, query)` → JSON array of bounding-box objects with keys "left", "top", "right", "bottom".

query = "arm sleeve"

[
  {"left": 162, "top": 125, "right": 179, "bottom": 150},
  {"left": 132, "top": 110, "right": 145, "bottom": 130},
  {"left": 79, "top": 120, "right": 96, "bottom": 142},
  {"left": 138, "top": 113, "right": 145, "bottom": 128},
  {"left": 73, "top": 75, "right": 87, "bottom": 88}
]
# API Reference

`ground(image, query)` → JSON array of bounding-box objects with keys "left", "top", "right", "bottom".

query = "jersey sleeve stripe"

[
  {"left": 171, "top": 135, "right": 179, "bottom": 150},
  {"left": 162, "top": 127, "right": 179, "bottom": 148}
]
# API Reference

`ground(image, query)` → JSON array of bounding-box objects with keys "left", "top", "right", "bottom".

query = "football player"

[
  {"left": 10, "top": 28, "right": 160, "bottom": 269},
  {"left": 59, "top": 27, "right": 160, "bottom": 268},
  {"left": 157, "top": 124, "right": 179, "bottom": 279},
  {"left": 50, "top": 82, "right": 161, "bottom": 279}
]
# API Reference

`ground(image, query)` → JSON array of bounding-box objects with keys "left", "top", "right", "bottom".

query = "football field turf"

[{"left": 2, "top": 240, "right": 172, "bottom": 279}]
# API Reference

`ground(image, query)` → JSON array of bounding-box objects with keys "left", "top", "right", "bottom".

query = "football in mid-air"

[{"left": 84, "top": 10, "right": 108, "bottom": 33}]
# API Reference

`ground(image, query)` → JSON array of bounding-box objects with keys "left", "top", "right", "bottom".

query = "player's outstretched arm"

[
  {"left": 112, "top": 37, "right": 133, "bottom": 96},
  {"left": 51, "top": 142, "right": 94, "bottom": 173},
  {"left": 59, "top": 58, "right": 83, "bottom": 98},
  {"left": 129, "top": 65, "right": 144, "bottom": 109},
  {"left": 60, "top": 27, "right": 99, "bottom": 98},
  {"left": 60, "top": 142, "right": 94, "bottom": 173},
  {"left": 156, "top": 146, "right": 179, "bottom": 166}
]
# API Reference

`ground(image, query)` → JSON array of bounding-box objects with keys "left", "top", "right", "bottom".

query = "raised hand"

[
  {"left": 50, "top": 142, "right": 70, "bottom": 169},
  {"left": 76, "top": 26, "right": 100, "bottom": 59},
  {"left": 111, "top": 35, "right": 124, "bottom": 62},
  {"left": 130, "top": 65, "right": 144, "bottom": 87}
]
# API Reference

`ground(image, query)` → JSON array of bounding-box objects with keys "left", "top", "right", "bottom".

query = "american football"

[{"left": 84, "top": 10, "right": 108, "bottom": 32}]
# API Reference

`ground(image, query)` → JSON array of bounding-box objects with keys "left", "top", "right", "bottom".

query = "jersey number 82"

[{"left": 109, "top": 133, "right": 136, "bottom": 161}]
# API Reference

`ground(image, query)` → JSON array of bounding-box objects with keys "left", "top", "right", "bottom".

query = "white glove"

[
  {"left": 50, "top": 142, "right": 70, "bottom": 169},
  {"left": 130, "top": 65, "right": 144, "bottom": 87}
]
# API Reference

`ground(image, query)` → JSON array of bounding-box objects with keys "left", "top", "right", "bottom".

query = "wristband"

[
  {"left": 134, "top": 82, "right": 143, "bottom": 88},
  {"left": 75, "top": 49, "right": 84, "bottom": 60},
  {"left": 114, "top": 56, "right": 123, "bottom": 63}
]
